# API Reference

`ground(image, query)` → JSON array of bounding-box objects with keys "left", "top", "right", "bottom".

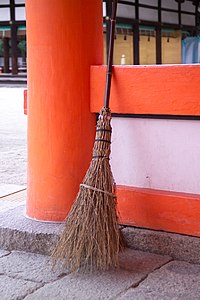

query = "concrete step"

[
  {"left": 0, "top": 74, "right": 27, "bottom": 86},
  {"left": 0, "top": 73, "right": 27, "bottom": 78},
  {"left": 0, "top": 190, "right": 200, "bottom": 264}
]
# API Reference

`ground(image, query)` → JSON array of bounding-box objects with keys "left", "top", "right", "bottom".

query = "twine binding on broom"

[{"left": 80, "top": 183, "right": 116, "bottom": 198}]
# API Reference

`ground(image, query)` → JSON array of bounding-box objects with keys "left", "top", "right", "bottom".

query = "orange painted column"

[{"left": 26, "top": 0, "right": 103, "bottom": 221}]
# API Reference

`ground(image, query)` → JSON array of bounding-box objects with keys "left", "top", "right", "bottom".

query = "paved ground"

[
  {"left": 0, "top": 195, "right": 200, "bottom": 300},
  {"left": 1, "top": 87, "right": 200, "bottom": 299},
  {"left": 0, "top": 87, "right": 27, "bottom": 192},
  {"left": 0, "top": 248, "right": 200, "bottom": 300}
]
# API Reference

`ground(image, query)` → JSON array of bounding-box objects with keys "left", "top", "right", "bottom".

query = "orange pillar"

[{"left": 26, "top": 0, "right": 103, "bottom": 221}]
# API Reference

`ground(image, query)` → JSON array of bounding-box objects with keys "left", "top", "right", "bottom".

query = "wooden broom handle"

[{"left": 104, "top": 0, "right": 118, "bottom": 109}]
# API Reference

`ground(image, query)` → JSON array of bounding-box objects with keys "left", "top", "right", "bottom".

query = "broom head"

[{"left": 52, "top": 107, "right": 123, "bottom": 272}]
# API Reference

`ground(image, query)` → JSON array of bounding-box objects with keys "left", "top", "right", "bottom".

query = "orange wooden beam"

[
  {"left": 90, "top": 65, "right": 200, "bottom": 115},
  {"left": 117, "top": 185, "right": 200, "bottom": 237}
]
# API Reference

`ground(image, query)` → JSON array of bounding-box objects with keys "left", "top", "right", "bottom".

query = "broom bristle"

[{"left": 52, "top": 108, "right": 123, "bottom": 272}]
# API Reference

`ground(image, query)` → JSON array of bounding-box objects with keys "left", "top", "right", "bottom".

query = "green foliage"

[
  {"left": 0, "top": 38, "right": 27, "bottom": 58},
  {"left": 0, "top": 39, "right": 3, "bottom": 56},
  {"left": 18, "top": 39, "right": 26, "bottom": 58}
]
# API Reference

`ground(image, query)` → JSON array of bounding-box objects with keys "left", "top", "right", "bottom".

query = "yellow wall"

[
  {"left": 104, "top": 34, "right": 133, "bottom": 64},
  {"left": 103, "top": 30, "right": 182, "bottom": 65},
  {"left": 114, "top": 34, "right": 133, "bottom": 65},
  {"left": 140, "top": 35, "right": 156, "bottom": 65},
  {"left": 162, "top": 31, "right": 182, "bottom": 64}
]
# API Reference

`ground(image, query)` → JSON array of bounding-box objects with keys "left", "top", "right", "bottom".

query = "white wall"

[{"left": 111, "top": 117, "right": 200, "bottom": 194}]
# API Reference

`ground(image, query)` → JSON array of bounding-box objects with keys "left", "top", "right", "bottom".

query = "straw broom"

[{"left": 52, "top": 0, "right": 123, "bottom": 272}]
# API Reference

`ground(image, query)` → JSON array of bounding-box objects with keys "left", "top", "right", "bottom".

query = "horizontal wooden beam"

[{"left": 90, "top": 65, "right": 200, "bottom": 116}]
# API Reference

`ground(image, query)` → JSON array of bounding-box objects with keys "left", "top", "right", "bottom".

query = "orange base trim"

[{"left": 117, "top": 185, "right": 200, "bottom": 237}]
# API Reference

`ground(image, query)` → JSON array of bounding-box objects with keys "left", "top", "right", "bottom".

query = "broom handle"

[{"left": 104, "top": 0, "right": 118, "bottom": 109}]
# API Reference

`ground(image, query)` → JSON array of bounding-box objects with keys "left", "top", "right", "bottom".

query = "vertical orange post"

[{"left": 26, "top": 0, "right": 103, "bottom": 221}]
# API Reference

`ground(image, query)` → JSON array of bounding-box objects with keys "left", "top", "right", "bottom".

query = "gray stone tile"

[
  {"left": 24, "top": 270, "right": 146, "bottom": 300},
  {"left": 119, "top": 248, "right": 172, "bottom": 272},
  {"left": 118, "top": 260, "right": 200, "bottom": 300},
  {"left": 0, "top": 206, "right": 61, "bottom": 255},
  {"left": 25, "top": 249, "right": 171, "bottom": 300},
  {"left": 0, "top": 201, "right": 26, "bottom": 214},
  {"left": 0, "top": 274, "right": 42, "bottom": 300},
  {"left": 0, "top": 250, "right": 10, "bottom": 258},
  {"left": 0, "top": 206, "right": 62, "bottom": 256},
  {"left": 0, "top": 205, "right": 62, "bottom": 235},
  {"left": 0, "top": 88, "right": 27, "bottom": 186},
  {"left": 0, "top": 184, "right": 25, "bottom": 198},
  {"left": 122, "top": 226, "right": 200, "bottom": 264},
  {"left": 0, "top": 251, "right": 68, "bottom": 283}
]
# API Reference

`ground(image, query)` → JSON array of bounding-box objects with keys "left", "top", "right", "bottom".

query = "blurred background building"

[
  {"left": 0, "top": 0, "right": 25, "bottom": 74},
  {"left": 103, "top": 0, "right": 200, "bottom": 65},
  {"left": 0, "top": 0, "right": 199, "bottom": 74}
]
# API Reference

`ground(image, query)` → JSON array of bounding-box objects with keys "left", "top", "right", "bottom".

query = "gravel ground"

[{"left": 0, "top": 87, "right": 27, "bottom": 186}]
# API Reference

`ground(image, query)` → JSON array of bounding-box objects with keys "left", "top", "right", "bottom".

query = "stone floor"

[
  {"left": 0, "top": 248, "right": 200, "bottom": 300},
  {"left": 0, "top": 190, "right": 200, "bottom": 300},
  {"left": 0, "top": 87, "right": 27, "bottom": 186},
  {"left": 1, "top": 86, "right": 200, "bottom": 299}
]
